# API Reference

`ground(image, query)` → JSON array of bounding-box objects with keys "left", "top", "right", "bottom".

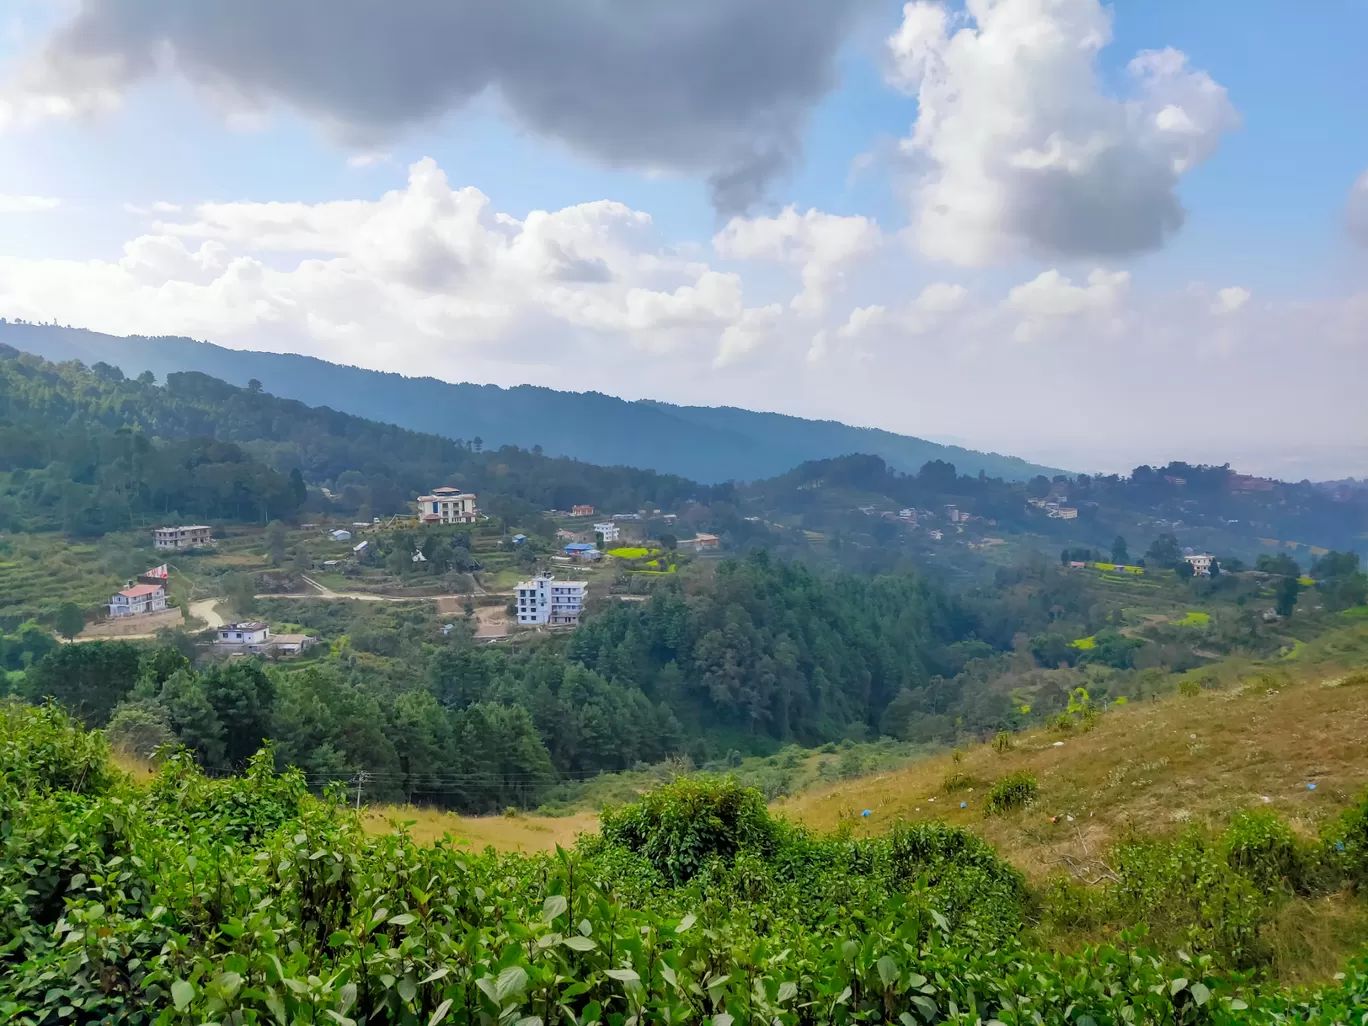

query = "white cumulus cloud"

[
  {"left": 888, "top": 0, "right": 1239, "bottom": 266},
  {"left": 0, "top": 157, "right": 779, "bottom": 366},
  {"left": 1211, "top": 286, "right": 1250, "bottom": 315},
  {"left": 1006, "top": 267, "right": 1129, "bottom": 342},
  {"left": 713, "top": 206, "right": 880, "bottom": 317}
]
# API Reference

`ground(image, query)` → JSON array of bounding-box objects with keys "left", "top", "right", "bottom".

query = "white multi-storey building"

[
  {"left": 593, "top": 521, "right": 620, "bottom": 543},
  {"left": 514, "top": 574, "right": 587, "bottom": 627},
  {"left": 417, "top": 487, "right": 479, "bottom": 524}
]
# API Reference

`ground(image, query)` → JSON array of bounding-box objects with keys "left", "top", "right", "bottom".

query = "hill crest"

[{"left": 0, "top": 321, "right": 1062, "bottom": 484}]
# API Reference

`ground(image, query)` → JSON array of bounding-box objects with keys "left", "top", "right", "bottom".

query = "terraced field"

[{"left": 0, "top": 539, "right": 124, "bottom": 624}]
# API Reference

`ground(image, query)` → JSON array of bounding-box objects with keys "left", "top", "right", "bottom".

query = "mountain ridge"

[{"left": 0, "top": 321, "right": 1063, "bottom": 484}]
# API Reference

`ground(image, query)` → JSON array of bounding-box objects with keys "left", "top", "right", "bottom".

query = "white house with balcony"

[
  {"left": 593, "top": 521, "right": 620, "bottom": 543},
  {"left": 109, "top": 582, "right": 168, "bottom": 618},
  {"left": 417, "top": 487, "right": 479, "bottom": 524},
  {"left": 514, "top": 573, "right": 587, "bottom": 627}
]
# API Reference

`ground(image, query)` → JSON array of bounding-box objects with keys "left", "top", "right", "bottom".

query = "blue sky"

[{"left": 0, "top": 0, "right": 1364, "bottom": 477}]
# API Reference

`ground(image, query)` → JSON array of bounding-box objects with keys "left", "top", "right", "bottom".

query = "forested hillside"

[
  {"left": 0, "top": 321, "right": 1060, "bottom": 483},
  {"left": 0, "top": 345, "right": 708, "bottom": 533}
]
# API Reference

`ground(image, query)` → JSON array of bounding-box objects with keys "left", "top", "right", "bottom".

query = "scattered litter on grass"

[
  {"left": 1307, "top": 783, "right": 1317, "bottom": 790},
  {"left": 861, "top": 809, "right": 871, "bottom": 817},
  {"left": 1261, "top": 796, "right": 1272, "bottom": 803},
  {"left": 1053, "top": 741, "right": 1065, "bottom": 747},
  {"left": 960, "top": 802, "right": 967, "bottom": 809}
]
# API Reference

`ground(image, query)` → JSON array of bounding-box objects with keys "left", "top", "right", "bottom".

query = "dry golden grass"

[
  {"left": 775, "top": 668, "right": 1368, "bottom": 882},
  {"left": 1266, "top": 892, "right": 1368, "bottom": 984},
  {"left": 109, "top": 750, "right": 158, "bottom": 778},
  {"left": 362, "top": 806, "right": 599, "bottom": 852},
  {"left": 355, "top": 664, "right": 1368, "bottom": 868}
]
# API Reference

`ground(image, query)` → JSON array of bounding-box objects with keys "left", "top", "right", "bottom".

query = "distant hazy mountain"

[{"left": 0, "top": 322, "right": 1062, "bottom": 483}]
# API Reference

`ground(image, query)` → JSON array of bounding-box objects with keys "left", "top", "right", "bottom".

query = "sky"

[{"left": 0, "top": 0, "right": 1365, "bottom": 479}]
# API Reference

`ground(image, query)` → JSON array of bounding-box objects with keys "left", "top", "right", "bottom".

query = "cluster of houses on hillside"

[{"left": 1027, "top": 497, "right": 1078, "bottom": 519}]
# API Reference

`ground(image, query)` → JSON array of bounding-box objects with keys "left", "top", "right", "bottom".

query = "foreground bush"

[
  {"left": 599, "top": 776, "right": 778, "bottom": 884},
  {"left": 4, "top": 703, "right": 1368, "bottom": 1023}
]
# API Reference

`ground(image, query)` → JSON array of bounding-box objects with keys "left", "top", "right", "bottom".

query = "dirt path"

[
  {"left": 473, "top": 604, "right": 509, "bottom": 639},
  {"left": 189, "top": 600, "right": 225, "bottom": 628}
]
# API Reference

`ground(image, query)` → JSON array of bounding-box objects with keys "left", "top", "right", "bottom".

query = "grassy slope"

[{"left": 360, "top": 618, "right": 1368, "bottom": 864}]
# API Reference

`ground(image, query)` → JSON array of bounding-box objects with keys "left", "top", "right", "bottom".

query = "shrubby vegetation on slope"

[{"left": 5, "top": 704, "right": 1368, "bottom": 1024}]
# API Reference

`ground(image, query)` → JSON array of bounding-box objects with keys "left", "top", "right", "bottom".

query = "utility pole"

[{"left": 354, "top": 771, "right": 368, "bottom": 811}]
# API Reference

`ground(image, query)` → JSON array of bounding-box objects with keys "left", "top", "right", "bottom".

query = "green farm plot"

[
  {"left": 607, "top": 546, "right": 655, "bottom": 560},
  {"left": 1175, "top": 610, "right": 1211, "bottom": 627},
  {"left": 1070, "top": 635, "right": 1096, "bottom": 650}
]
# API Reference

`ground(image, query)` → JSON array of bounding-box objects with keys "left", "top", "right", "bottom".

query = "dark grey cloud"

[
  {"left": 1006, "top": 145, "right": 1187, "bottom": 258},
  {"left": 32, "top": 0, "right": 875, "bottom": 211}
]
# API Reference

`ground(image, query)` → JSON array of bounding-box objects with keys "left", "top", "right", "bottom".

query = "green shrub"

[
  {"left": 1323, "top": 786, "right": 1368, "bottom": 890},
  {"left": 1223, "top": 810, "right": 1313, "bottom": 894},
  {"left": 0, "top": 699, "right": 113, "bottom": 796},
  {"left": 983, "top": 771, "right": 1038, "bottom": 816},
  {"left": 1108, "top": 829, "right": 1270, "bottom": 968},
  {"left": 599, "top": 776, "right": 777, "bottom": 884},
  {"left": 991, "top": 730, "right": 1013, "bottom": 753}
]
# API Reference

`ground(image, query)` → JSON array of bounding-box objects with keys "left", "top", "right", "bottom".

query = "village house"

[
  {"left": 572, "top": 505, "right": 595, "bottom": 516},
  {"left": 152, "top": 525, "right": 212, "bottom": 550},
  {"left": 515, "top": 573, "right": 587, "bottom": 626},
  {"left": 416, "top": 486, "right": 479, "bottom": 524},
  {"left": 214, "top": 622, "right": 317, "bottom": 655},
  {"left": 692, "top": 532, "right": 720, "bottom": 551},
  {"left": 594, "top": 521, "right": 621, "bottom": 543},
  {"left": 563, "top": 542, "right": 601, "bottom": 562},
  {"left": 329, "top": 529, "right": 352, "bottom": 542},
  {"left": 109, "top": 582, "right": 168, "bottom": 618},
  {"left": 1184, "top": 553, "right": 1216, "bottom": 576}
]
